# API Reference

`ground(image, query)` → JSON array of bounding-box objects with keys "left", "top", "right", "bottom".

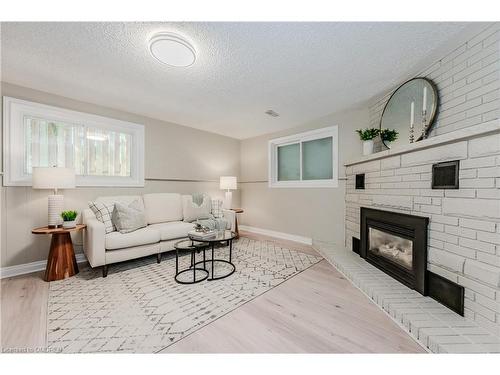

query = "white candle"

[
  {"left": 423, "top": 86, "right": 427, "bottom": 112},
  {"left": 410, "top": 101, "right": 415, "bottom": 129}
]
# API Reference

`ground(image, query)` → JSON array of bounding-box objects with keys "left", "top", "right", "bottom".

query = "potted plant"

[
  {"left": 380, "top": 128, "right": 399, "bottom": 149},
  {"left": 356, "top": 128, "right": 380, "bottom": 156},
  {"left": 61, "top": 210, "right": 78, "bottom": 229}
]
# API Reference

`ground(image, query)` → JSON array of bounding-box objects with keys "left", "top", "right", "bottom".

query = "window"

[
  {"left": 268, "top": 126, "right": 338, "bottom": 188},
  {"left": 3, "top": 97, "right": 144, "bottom": 186}
]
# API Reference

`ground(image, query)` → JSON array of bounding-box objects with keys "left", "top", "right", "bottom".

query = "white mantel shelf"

[{"left": 345, "top": 120, "right": 500, "bottom": 167}]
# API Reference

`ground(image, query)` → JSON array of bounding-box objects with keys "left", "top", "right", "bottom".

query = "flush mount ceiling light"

[
  {"left": 265, "top": 110, "right": 280, "bottom": 117},
  {"left": 149, "top": 32, "right": 196, "bottom": 67}
]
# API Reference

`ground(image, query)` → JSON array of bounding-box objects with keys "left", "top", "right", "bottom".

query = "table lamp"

[
  {"left": 32, "top": 167, "right": 76, "bottom": 227},
  {"left": 220, "top": 176, "right": 237, "bottom": 209}
]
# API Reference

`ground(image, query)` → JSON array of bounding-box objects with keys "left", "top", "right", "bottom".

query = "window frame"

[
  {"left": 268, "top": 125, "right": 338, "bottom": 188},
  {"left": 3, "top": 96, "right": 145, "bottom": 187}
]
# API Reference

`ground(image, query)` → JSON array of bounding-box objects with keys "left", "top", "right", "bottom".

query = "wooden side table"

[
  {"left": 230, "top": 208, "right": 244, "bottom": 238},
  {"left": 32, "top": 224, "right": 86, "bottom": 282}
]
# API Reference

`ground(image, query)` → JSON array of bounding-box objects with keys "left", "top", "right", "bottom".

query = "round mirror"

[{"left": 379, "top": 77, "right": 438, "bottom": 149}]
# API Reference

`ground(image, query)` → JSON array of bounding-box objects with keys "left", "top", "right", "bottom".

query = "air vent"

[
  {"left": 355, "top": 174, "right": 365, "bottom": 189},
  {"left": 432, "top": 160, "right": 459, "bottom": 189},
  {"left": 265, "top": 110, "right": 279, "bottom": 117}
]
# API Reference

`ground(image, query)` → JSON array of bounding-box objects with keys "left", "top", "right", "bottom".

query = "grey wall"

[
  {"left": 239, "top": 107, "right": 369, "bottom": 244},
  {"left": 1, "top": 82, "right": 241, "bottom": 268}
]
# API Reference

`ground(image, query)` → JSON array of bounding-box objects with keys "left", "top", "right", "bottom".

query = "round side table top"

[
  {"left": 188, "top": 230, "right": 236, "bottom": 243},
  {"left": 32, "top": 224, "right": 86, "bottom": 235}
]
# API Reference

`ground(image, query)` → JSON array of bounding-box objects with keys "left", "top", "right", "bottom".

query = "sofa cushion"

[
  {"left": 143, "top": 193, "right": 183, "bottom": 224},
  {"left": 97, "top": 195, "right": 144, "bottom": 207},
  {"left": 148, "top": 221, "right": 195, "bottom": 241},
  {"left": 105, "top": 227, "right": 160, "bottom": 250}
]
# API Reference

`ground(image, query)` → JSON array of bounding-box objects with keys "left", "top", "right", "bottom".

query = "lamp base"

[
  {"left": 223, "top": 191, "right": 233, "bottom": 210},
  {"left": 48, "top": 194, "right": 64, "bottom": 227}
]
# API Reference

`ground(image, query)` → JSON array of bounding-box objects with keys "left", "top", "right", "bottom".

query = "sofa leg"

[
  {"left": 157, "top": 253, "right": 162, "bottom": 264},
  {"left": 102, "top": 265, "right": 108, "bottom": 278}
]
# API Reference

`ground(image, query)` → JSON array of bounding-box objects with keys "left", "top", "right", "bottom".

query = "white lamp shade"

[
  {"left": 32, "top": 167, "right": 76, "bottom": 190},
  {"left": 220, "top": 176, "right": 237, "bottom": 190}
]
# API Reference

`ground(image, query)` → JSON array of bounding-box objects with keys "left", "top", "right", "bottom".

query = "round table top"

[
  {"left": 174, "top": 239, "right": 209, "bottom": 251},
  {"left": 32, "top": 224, "right": 86, "bottom": 235},
  {"left": 188, "top": 230, "right": 236, "bottom": 243}
]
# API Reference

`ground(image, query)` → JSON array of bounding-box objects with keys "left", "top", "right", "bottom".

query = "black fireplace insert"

[{"left": 360, "top": 207, "right": 429, "bottom": 295}]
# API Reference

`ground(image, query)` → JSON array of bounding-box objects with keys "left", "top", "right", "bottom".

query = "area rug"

[{"left": 47, "top": 237, "right": 322, "bottom": 353}]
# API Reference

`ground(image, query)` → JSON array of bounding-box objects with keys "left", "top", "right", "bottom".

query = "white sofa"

[{"left": 82, "top": 193, "right": 235, "bottom": 277}]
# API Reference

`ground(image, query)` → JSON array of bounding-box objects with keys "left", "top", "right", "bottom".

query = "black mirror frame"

[{"left": 379, "top": 77, "right": 439, "bottom": 149}]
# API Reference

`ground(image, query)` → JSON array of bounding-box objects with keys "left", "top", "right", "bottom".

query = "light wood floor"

[{"left": 1, "top": 232, "right": 425, "bottom": 353}]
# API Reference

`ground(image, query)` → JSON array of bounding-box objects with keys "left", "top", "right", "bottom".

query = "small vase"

[
  {"left": 362, "top": 140, "right": 374, "bottom": 156},
  {"left": 62, "top": 220, "right": 76, "bottom": 229}
]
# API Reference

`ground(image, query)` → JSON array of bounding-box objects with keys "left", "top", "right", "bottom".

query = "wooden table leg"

[
  {"left": 234, "top": 215, "right": 239, "bottom": 239},
  {"left": 45, "top": 232, "right": 79, "bottom": 282}
]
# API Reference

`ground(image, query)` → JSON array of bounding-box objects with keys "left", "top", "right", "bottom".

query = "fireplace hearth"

[{"left": 360, "top": 208, "right": 429, "bottom": 295}]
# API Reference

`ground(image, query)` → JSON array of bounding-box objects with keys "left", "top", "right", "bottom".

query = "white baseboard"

[
  {"left": 239, "top": 225, "right": 312, "bottom": 245},
  {"left": 0, "top": 253, "right": 87, "bottom": 279}
]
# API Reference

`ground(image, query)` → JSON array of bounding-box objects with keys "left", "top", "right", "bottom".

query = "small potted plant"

[
  {"left": 356, "top": 128, "right": 380, "bottom": 156},
  {"left": 61, "top": 210, "right": 78, "bottom": 229},
  {"left": 380, "top": 128, "right": 399, "bottom": 149}
]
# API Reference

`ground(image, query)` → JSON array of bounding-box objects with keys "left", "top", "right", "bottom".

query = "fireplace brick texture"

[
  {"left": 345, "top": 133, "right": 500, "bottom": 335},
  {"left": 369, "top": 23, "right": 499, "bottom": 153},
  {"left": 345, "top": 24, "right": 500, "bottom": 335}
]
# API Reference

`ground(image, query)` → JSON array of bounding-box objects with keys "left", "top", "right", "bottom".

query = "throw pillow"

[
  {"left": 182, "top": 194, "right": 212, "bottom": 222},
  {"left": 88, "top": 201, "right": 116, "bottom": 234},
  {"left": 211, "top": 199, "right": 223, "bottom": 218},
  {"left": 112, "top": 200, "right": 147, "bottom": 234}
]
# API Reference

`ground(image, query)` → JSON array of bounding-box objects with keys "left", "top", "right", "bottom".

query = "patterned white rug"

[{"left": 47, "top": 237, "right": 322, "bottom": 353}]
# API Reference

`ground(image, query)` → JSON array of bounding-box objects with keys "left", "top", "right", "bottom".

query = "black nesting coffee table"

[
  {"left": 189, "top": 230, "right": 237, "bottom": 281},
  {"left": 174, "top": 240, "right": 209, "bottom": 284}
]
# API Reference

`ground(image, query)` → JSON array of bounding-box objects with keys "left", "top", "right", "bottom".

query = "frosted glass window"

[
  {"left": 302, "top": 137, "right": 333, "bottom": 180},
  {"left": 86, "top": 127, "right": 131, "bottom": 177},
  {"left": 24, "top": 117, "right": 132, "bottom": 177},
  {"left": 24, "top": 117, "right": 86, "bottom": 175},
  {"left": 4, "top": 97, "right": 144, "bottom": 187},
  {"left": 277, "top": 143, "right": 300, "bottom": 181},
  {"left": 269, "top": 125, "right": 338, "bottom": 188}
]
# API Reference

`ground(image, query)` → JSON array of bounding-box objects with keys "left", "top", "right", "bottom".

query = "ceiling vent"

[{"left": 265, "top": 110, "right": 279, "bottom": 117}]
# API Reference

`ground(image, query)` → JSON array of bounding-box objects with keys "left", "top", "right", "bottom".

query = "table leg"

[
  {"left": 45, "top": 232, "right": 79, "bottom": 282},
  {"left": 211, "top": 242, "right": 214, "bottom": 278},
  {"left": 229, "top": 239, "right": 232, "bottom": 263},
  {"left": 175, "top": 248, "right": 179, "bottom": 275},
  {"left": 193, "top": 250, "right": 196, "bottom": 283},
  {"left": 234, "top": 215, "right": 239, "bottom": 239}
]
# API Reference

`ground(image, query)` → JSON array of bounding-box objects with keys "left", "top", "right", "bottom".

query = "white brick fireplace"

[
  {"left": 315, "top": 24, "right": 500, "bottom": 352},
  {"left": 345, "top": 124, "right": 500, "bottom": 339}
]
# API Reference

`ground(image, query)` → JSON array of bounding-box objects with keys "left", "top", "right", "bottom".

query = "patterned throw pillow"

[
  {"left": 88, "top": 201, "right": 116, "bottom": 234},
  {"left": 211, "top": 199, "right": 223, "bottom": 218}
]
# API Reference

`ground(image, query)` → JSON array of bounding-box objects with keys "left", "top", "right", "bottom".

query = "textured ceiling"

[{"left": 0, "top": 22, "right": 482, "bottom": 139}]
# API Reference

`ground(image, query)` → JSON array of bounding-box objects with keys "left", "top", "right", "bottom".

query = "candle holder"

[
  {"left": 421, "top": 109, "right": 428, "bottom": 139},
  {"left": 409, "top": 126, "right": 415, "bottom": 143}
]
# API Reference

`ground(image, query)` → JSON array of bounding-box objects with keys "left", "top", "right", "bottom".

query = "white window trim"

[
  {"left": 3, "top": 96, "right": 145, "bottom": 187},
  {"left": 268, "top": 125, "right": 339, "bottom": 188}
]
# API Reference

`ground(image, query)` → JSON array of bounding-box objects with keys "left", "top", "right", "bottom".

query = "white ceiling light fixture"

[
  {"left": 149, "top": 32, "right": 196, "bottom": 67},
  {"left": 265, "top": 110, "right": 279, "bottom": 117}
]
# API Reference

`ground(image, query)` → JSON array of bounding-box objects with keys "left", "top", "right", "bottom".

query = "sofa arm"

[
  {"left": 82, "top": 209, "right": 106, "bottom": 267},
  {"left": 222, "top": 209, "right": 236, "bottom": 232}
]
